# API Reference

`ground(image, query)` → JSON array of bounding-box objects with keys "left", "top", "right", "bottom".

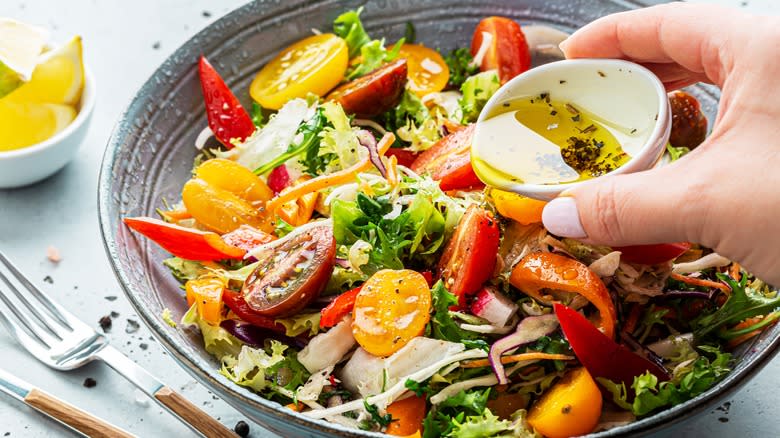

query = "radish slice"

[
  {"left": 488, "top": 314, "right": 559, "bottom": 384},
  {"left": 471, "top": 287, "right": 519, "bottom": 327}
]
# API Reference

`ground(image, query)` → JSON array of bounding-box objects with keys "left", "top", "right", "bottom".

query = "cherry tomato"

[
  {"left": 352, "top": 270, "right": 432, "bottom": 357},
  {"left": 385, "top": 395, "right": 426, "bottom": 436},
  {"left": 185, "top": 277, "right": 225, "bottom": 325},
  {"left": 198, "top": 56, "right": 256, "bottom": 147},
  {"left": 489, "top": 188, "right": 546, "bottom": 225},
  {"left": 526, "top": 367, "right": 603, "bottom": 438},
  {"left": 327, "top": 59, "right": 408, "bottom": 118},
  {"left": 251, "top": 34, "right": 349, "bottom": 110},
  {"left": 222, "top": 289, "right": 285, "bottom": 332},
  {"left": 242, "top": 225, "right": 336, "bottom": 317},
  {"left": 182, "top": 178, "right": 269, "bottom": 234},
  {"left": 410, "top": 124, "right": 483, "bottom": 191},
  {"left": 668, "top": 91, "right": 707, "bottom": 149},
  {"left": 386, "top": 148, "right": 420, "bottom": 167},
  {"left": 320, "top": 286, "right": 362, "bottom": 329},
  {"left": 471, "top": 17, "right": 531, "bottom": 84},
  {"left": 394, "top": 43, "right": 449, "bottom": 97},
  {"left": 195, "top": 158, "right": 273, "bottom": 204},
  {"left": 437, "top": 205, "right": 500, "bottom": 306},
  {"left": 267, "top": 164, "right": 292, "bottom": 195},
  {"left": 613, "top": 242, "right": 691, "bottom": 265}
]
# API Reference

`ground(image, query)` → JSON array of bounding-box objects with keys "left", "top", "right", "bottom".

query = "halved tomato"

[
  {"left": 242, "top": 225, "right": 336, "bottom": 317},
  {"left": 410, "top": 124, "right": 483, "bottom": 191},
  {"left": 394, "top": 43, "right": 449, "bottom": 97},
  {"left": 223, "top": 289, "right": 285, "bottom": 332},
  {"left": 437, "top": 205, "right": 501, "bottom": 306},
  {"left": 250, "top": 34, "right": 348, "bottom": 110},
  {"left": 327, "top": 59, "right": 408, "bottom": 118},
  {"left": 471, "top": 17, "right": 531, "bottom": 84}
]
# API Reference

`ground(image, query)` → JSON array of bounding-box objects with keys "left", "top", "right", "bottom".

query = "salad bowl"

[{"left": 98, "top": 0, "right": 780, "bottom": 437}]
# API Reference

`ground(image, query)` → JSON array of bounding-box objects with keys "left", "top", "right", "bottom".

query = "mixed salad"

[{"left": 125, "top": 9, "right": 780, "bottom": 438}]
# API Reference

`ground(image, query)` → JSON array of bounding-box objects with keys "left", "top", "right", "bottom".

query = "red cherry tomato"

[
  {"left": 410, "top": 124, "right": 483, "bottom": 191},
  {"left": 471, "top": 17, "right": 531, "bottom": 84},
  {"left": 386, "top": 148, "right": 419, "bottom": 168},
  {"left": 242, "top": 225, "right": 336, "bottom": 317},
  {"left": 327, "top": 59, "right": 408, "bottom": 118},
  {"left": 222, "top": 289, "right": 285, "bottom": 332},
  {"left": 437, "top": 205, "right": 500, "bottom": 306}
]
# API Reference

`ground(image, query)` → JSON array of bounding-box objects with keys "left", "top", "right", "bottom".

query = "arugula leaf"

[
  {"left": 347, "top": 37, "right": 404, "bottom": 80},
  {"left": 460, "top": 70, "right": 500, "bottom": 123},
  {"left": 333, "top": 8, "right": 372, "bottom": 58},
  {"left": 599, "top": 345, "right": 732, "bottom": 416},
  {"left": 405, "top": 378, "right": 434, "bottom": 398},
  {"left": 443, "top": 47, "right": 480, "bottom": 89},
  {"left": 636, "top": 304, "right": 671, "bottom": 343},
  {"left": 363, "top": 400, "right": 393, "bottom": 428},
  {"left": 692, "top": 274, "right": 780, "bottom": 339},
  {"left": 666, "top": 143, "right": 690, "bottom": 161},
  {"left": 429, "top": 281, "right": 488, "bottom": 348},
  {"left": 254, "top": 108, "right": 325, "bottom": 175}
]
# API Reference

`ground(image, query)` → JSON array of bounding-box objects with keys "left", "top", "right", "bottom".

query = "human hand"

[{"left": 540, "top": 2, "right": 780, "bottom": 285}]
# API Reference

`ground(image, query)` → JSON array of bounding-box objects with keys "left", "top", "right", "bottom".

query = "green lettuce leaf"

[
  {"left": 429, "top": 281, "right": 488, "bottom": 349},
  {"left": 333, "top": 8, "right": 371, "bottom": 58},
  {"left": 254, "top": 107, "right": 325, "bottom": 175},
  {"left": 275, "top": 312, "right": 321, "bottom": 337},
  {"left": 666, "top": 143, "right": 690, "bottom": 161},
  {"left": 449, "top": 409, "right": 514, "bottom": 438},
  {"left": 163, "top": 257, "right": 207, "bottom": 284},
  {"left": 460, "top": 70, "right": 500, "bottom": 122},
  {"left": 347, "top": 37, "right": 404, "bottom": 80},
  {"left": 181, "top": 303, "right": 243, "bottom": 358},
  {"left": 316, "top": 101, "right": 361, "bottom": 172},
  {"left": 384, "top": 90, "right": 429, "bottom": 133}
]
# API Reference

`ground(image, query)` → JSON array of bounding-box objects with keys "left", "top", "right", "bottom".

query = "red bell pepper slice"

[
  {"left": 554, "top": 303, "right": 670, "bottom": 387},
  {"left": 124, "top": 217, "right": 245, "bottom": 261},
  {"left": 320, "top": 286, "right": 362, "bottom": 328},
  {"left": 198, "top": 56, "right": 256, "bottom": 147},
  {"left": 223, "top": 289, "right": 285, "bottom": 332},
  {"left": 613, "top": 242, "right": 691, "bottom": 265}
]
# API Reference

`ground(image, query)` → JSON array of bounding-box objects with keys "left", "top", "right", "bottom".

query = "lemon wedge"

[
  {"left": 0, "top": 101, "right": 76, "bottom": 151},
  {"left": 5, "top": 36, "right": 84, "bottom": 106},
  {"left": 0, "top": 18, "right": 49, "bottom": 98}
]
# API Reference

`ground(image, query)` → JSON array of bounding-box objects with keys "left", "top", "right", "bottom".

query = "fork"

[{"left": 0, "top": 250, "right": 236, "bottom": 438}]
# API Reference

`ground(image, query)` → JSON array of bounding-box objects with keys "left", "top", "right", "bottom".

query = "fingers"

[
  {"left": 542, "top": 160, "right": 707, "bottom": 246},
  {"left": 560, "top": 2, "right": 745, "bottom": 87}
]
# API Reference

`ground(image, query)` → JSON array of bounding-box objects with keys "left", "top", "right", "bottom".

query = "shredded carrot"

[
  {"left": 670, "top": 272, "right": 731, "bottom": 293},
  {"left": 265, "top": 132, "right": 395, "bottom": 213},
  {"left": 462, "top": 352, "right": 574, "bottom": 368},
  {"left": 725, "top": 312, "right": 780, "bottom": 349},
  {"left": 285, "top": 402, "right": 304, "bottom": 412},
  {"left": 729, "top": 262, "right": 742, "bottom": 281},
  {"left": 158, "top": 209, "right": 192, "bottom": 222},
  {"left": 623, "top": 303, "right": 642, "bottom": 335},
  {"left": 726, "top": 330, "right": 761, "bottom": 349}
]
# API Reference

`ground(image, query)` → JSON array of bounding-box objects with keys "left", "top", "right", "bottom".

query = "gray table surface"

[{"left": 0, "top": 0, "right": 778, "bottom": 437}]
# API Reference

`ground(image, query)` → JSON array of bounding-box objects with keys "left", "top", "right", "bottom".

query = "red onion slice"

[
  {"left": 356, "top": 129, "right": 387, "bottom": 178},
  {"left": 488, "top": 314, "right": 559, "bottom": 384}
]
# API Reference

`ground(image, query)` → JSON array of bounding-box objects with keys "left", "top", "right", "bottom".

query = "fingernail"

[
  {"left": 558, "top": 38, "right": 571, "bottom": 56},
  {"left": 542, "top": 197, "right": 587, "bottom": 238}
]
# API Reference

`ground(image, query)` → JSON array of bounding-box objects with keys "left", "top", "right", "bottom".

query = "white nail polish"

[{"left": 542, "top": 197, "right": 587, "bottom": 238}]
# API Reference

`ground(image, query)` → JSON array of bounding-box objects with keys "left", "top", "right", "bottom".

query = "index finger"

[{"left": 560, "top": 2, "right": 746, "bottom": 87}]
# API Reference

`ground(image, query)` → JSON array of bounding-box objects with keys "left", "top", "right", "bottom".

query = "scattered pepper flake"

[{"left": 83, "top": 378, "right": 97, "bottom": 388}]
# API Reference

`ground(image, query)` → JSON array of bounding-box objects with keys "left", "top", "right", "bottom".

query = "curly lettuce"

[{"left": 460, "top": 70, "right": 500, "bottom": 122}]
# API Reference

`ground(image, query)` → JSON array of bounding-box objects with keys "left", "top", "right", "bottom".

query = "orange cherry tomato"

[
  {"left": 527, "top": 367, "right": 603, "bottom": 438},
  {"left": 182, "top": 178, "right": 269, "bottom": 234},
  {"left": 195, "top": 158, "right": 273, "bottom": 204},
  {"left": 471, "top": 17, "right": 531, "bottom": 84},
  {"left": 251, "top": 34, "right": 349, "bottom": 110},
  {"left": 185, "top": 277, "right": 225, "bottom": 325},
  {"left": 394, "top": 44, "right": 449, "bottom": 97},
  {"left": 385, "top": 395, "right": 426, "bottom": 436},
  {"left": 352, "top": 270, "right": 432, "bottom": 357},
  {"left": 510, "top": 252, "right": 617, "bottom": 339},
  {"left": 489, "top": 189, "right": 546, "bottom": 225}
]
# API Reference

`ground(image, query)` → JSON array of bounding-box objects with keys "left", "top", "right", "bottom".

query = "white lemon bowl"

[{"left": 0, "top": 66, "right": 96, "bottom": 189}]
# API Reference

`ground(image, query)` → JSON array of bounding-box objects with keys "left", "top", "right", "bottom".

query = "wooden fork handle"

[
  {"left": 154, "top": 386, "right": 236, "bottom": 438},
  {"left": 24, "top": 388, "right": 135, "bottom": 438}
]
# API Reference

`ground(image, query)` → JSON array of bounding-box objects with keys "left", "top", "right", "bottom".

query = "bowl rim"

[
  {"left": 97, "top": 1, "right": 780, "bottom": 437},
  {"left": 0, "top": 65, "right": 97, "bottom": 159},
  {"left": 475, "top": 58, "right": 670, "bottom": 200}
]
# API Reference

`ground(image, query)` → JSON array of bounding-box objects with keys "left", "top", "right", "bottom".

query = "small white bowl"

[
  {"left": 473, "top": 59, "right": 670, "bottom": 201},
  {"left": 0, "top": 67, "right": 96, "bottom": 189}
]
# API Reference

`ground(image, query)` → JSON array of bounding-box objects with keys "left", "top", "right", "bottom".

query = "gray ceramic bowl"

[{"left": 98, "top": 1, "right": 780, "bottom": 437}]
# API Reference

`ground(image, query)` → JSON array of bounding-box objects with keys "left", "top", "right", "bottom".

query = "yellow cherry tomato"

[
  {"left": 394, "top": 44, "right": 449, "bottom": 97},
  {"left": 195, "top": 159, "right": 273, "bottom": 204},
  {"left": 352, "top": 270, "right": 432, "bottom": 357},
  {"left": 527, "top": 367, "right": 603, "bottom": 438},
  {"left": 489, "top": 188, "right": 547, "bottom": 225},
  {"left": 182, "top": 178, "right": 271, "bottom": 234},
  {"left": 250, "top": 34, "right": 348, "bottom": 109},
  {"left": 185, "top": 277, "right": 225, "bottom": 325}
]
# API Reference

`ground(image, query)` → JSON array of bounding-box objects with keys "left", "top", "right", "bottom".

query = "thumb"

[{"left": 541, "top": 163, "right": 703, "bottom": 246}]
